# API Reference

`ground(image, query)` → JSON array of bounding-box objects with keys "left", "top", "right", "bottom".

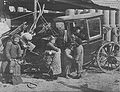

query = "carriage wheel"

[{"left": 97, "top": 41, "right": 120, "bottom": 73}]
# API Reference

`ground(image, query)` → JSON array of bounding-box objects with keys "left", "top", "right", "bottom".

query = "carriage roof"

[{"left": 54, "top": 13, "right": 103, "bottom": 21}]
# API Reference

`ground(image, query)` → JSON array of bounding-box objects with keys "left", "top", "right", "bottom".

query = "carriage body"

[{"left": 53, "top": 13, "right": 103, "bottom": 65}]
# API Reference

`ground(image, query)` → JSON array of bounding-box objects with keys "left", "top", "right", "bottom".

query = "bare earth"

[{"left": 1, "top": 71, "right": 120, "bottom": 92}]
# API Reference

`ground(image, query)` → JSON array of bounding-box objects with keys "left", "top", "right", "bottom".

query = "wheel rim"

[{"left": 97, "top": 42, "right": 120, "bottom": 73}]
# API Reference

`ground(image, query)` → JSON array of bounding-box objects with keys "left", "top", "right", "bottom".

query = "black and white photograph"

[{"left": 0, "top": 0, "right": 120, "bottom": 92}]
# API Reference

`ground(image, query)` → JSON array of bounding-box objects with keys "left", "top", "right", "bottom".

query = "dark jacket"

[{"left": 5, "top": 41, "right": 22, "bottom": 60}]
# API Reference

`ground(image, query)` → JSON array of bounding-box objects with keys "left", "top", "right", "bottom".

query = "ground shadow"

[{"left": 57, "top": 81, "right": 104, "bottom": 92}]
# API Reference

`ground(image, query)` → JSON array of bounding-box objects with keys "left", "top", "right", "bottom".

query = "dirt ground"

[{"left": 1, "top": 70, "right": 120, "bottom": 92}]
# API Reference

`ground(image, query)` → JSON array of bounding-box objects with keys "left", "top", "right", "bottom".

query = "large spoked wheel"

[{"left": 97, "top": 41, "right": 120, "bottom": 73}]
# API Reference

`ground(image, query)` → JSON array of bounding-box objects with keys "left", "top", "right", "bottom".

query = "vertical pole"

[
  {"left": 110, "top": 10, "right": 117, "bottom": 42},
  {"left": 98, "top": 10, "right": 103, "bottom": 14},
  {"left": 116, "top": 10, "right": 120, "bottom": 43},
  {"left": 65, "top": 9, "right": 75, "bottom": 16},
  {"left": 34, "top": 0, "right": 37, "bottom": 29},
  {"left": 0, "top": 0, "right": 4, "bottom": 75},
  {"left": 110, "top": 10, "right": 116, "bottom": 28},
  {"left": 103, "top": 10, "right": 111, "bottom": 41},
  {"left": 116, "top": 10, "right": 120, "bottom": 27},
  {"left": 89, "top": 9, "right": 96, "bottom": 13}
]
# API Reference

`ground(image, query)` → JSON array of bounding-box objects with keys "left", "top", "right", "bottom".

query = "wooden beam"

[{"left": 34, "top": 0, "right": 37, "bottom": 28}]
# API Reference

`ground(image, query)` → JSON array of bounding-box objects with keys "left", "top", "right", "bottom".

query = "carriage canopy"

[{"left": 6, "top": 0, "right": 118, "bottom": 12}]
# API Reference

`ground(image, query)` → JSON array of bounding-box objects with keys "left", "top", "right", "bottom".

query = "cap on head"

[
  {"left": 22, "top": 33, "right": 32, "bottom": 41},
  {"left": 12, "top": 34, "right": 21, "bottom": 40}
]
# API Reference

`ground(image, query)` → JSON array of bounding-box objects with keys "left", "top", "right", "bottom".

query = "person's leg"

[
  {"left": 0, "top": 61, "right": 2, "bottom": 74},
  {"left": 47, "top": 67, "right": 54, "bottom": 81},
  {"left": 65, "top": 62, "right": 72, "bottom": 79},
  {"left": 77, "top": 63, "right": 82, "bottom": 76},
  {"left": 12, "top": 62, "right": 23, "bottom": 85},
  {"left": 65, "top": 65, "right": 70, "bottom": 78},
  {"left": 9, "top": 60, "right": 15, "bottom": 74},
  {"left": 1, "top": 61, "right": 8, "bottom": 74},
  {"left": 1, "top": 61, "right": 12, "bottom": 83},
  {"left": 78, "top": 45, "right": 84, "bottom": 74},
  {"left": 75, "top": 45, "right": 84, "bottom": 79},
  {"left": 1, "top": 61, "right": 9, "bottom": 83}
]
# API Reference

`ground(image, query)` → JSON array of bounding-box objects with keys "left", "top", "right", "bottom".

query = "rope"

[
  {"left": 41, "top": 15, "right": 57, "bottom": 35},
  {"left": 9, "top": 2, "right": 58, "bottom": 36},
  {"left": 11, "top": 11, "right": 38, "bottom": 21},
  {"left": 38, "top": 15, "right": 58, "bottom": 36},
  {"left": 29, "top": 1, "right": 45, "bottom": 33}
]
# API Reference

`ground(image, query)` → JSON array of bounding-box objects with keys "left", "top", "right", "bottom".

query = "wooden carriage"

[{"left": 52, "top": 12, "right": 120, "bottom": 73}]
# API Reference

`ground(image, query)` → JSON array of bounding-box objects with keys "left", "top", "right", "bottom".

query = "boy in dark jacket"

[{"left": 1, "top": 34, "right": 22, "bottom": 84}]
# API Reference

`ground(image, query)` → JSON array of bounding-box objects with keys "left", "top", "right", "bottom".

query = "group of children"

[
  {"left": 0, "top": 26, "right": 84, "bottom": 84},
  {"left": 0, "top": 32, "right": 33, "bottom": 85}
]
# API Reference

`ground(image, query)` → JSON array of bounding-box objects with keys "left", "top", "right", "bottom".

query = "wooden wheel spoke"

[
  {"left": 112, "top": 58, "right": 119, "bottom": 68},
  {"left": 114, "top": 63, "right": 118, "bottom": 68},
  {"left": 100, "top": 52, "right": 108, "bottom": 57},
  {"left": 102, "top": 59, "right": 108, "bottom": 67},
  {"left": 102, "top": 47, "right": 109, "bottom": 55},
  {"left": 111, "top": 63, "right": 113, "bottom": 68},
  {"left": 115, "top": 58, "right": 120, "bottom": 65},
  {"left": 110, "top": 43, "right": 115, "bottom": 53},
  {"left": 100, "top": 58, "right": 107, "bottom": 63},
  {"left": 97, "top": 42, "right": 120, "bottom": 73},
  {"left": 107, "top": 61, "right": 110, "bottom": 70}
]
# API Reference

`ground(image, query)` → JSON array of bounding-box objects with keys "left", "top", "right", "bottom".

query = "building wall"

[
  {"left": 92, "top": 0, "right": 120, "bottom": 42},
  {"left": 93, "top": 0, "right": 120, "bottom": 9}
]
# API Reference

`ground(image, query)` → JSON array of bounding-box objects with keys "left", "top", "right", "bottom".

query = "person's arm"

[
  {"left": 48, "top": 42, "right": 60, "bottom": 52},
  {"left": 5, "top": 42, "right": 12, "bottom": 60},
  {"left": 17, "top": 44, "right": 22, "bottom": 58},
  {"left": 74, "top": 45, "right": 83, "bottom": 61},
  {"left": 65, "top": 49, "right": 73, "bottom": 59},
  {"left": 27, "top": 41, "right": 36, "bottom": 51},
  {"left": 19, "top": 39, "right": 27, "bottom": 48}
]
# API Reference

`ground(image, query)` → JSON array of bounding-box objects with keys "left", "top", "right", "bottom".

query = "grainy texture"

[{"left": 0, "top": 72, "right": 120, "bottom": 92}]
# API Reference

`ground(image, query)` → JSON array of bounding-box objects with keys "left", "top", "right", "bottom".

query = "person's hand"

[
  {"left": 57, "top": 48, "right": 61, "bottom": 53},
  {"left": 18, "top": 60, "right": 24, "bottom": 65},
  {"left": 10, "top": 69, "right": 13, "bottom": 74},
  {"left": 50, "top": 50, "right": 56, "bottom": 54},
  {"left": 23, "top": 45, "right": 28, "bottom": 48},
  {"left": 10, "top": 59, "right": 14, "bottom": 62}
]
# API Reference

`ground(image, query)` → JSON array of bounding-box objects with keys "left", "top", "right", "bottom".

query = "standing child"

[
  {"left": 63, "top": 42, "right": 75, "bottom": 78},
  {"left": 1, "top": 34, "right": 23, "bottom": 84}
]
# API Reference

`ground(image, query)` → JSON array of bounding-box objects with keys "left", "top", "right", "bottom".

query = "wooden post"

[
  {"left": 34, "top": 0, "right": 37, "bottom": 28},
  {"left": 116, "top": 10, "right": 120, "bottom": 43},
  {"left": 65, "top": 9, "right": 75, "bottom": 16},
  {"left": 98, "top": 10, "right": 103, "bottom": 14},
  {"left": 90, "top": 9, "right": 96, "bottom": 13},
  {"left": 116, "top": 10, "right": 120, "bottom": 27},
  {"left": 103, "top": 10, "right": 111, "bottom": 41},
  {"left": 110, "top": 10, "right": 117, "bottom": 42}
]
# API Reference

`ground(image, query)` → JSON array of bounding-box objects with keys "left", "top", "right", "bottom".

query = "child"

[
  {"left": 1, "top": 34, "right": 22, "bottom": 84},
  {"left": 64, "top": 42, "right": 75, "bottom": 78}
]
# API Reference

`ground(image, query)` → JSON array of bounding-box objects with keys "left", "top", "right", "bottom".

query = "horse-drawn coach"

[
  {"left": 1, "top": 12, "right": 120, "bottom": 75},
  {"left": 52, "top": 12, "right": 120, "bottom": 73},
  {"left": 14, "top": 12, "right": 120, "bottom": 74}
]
